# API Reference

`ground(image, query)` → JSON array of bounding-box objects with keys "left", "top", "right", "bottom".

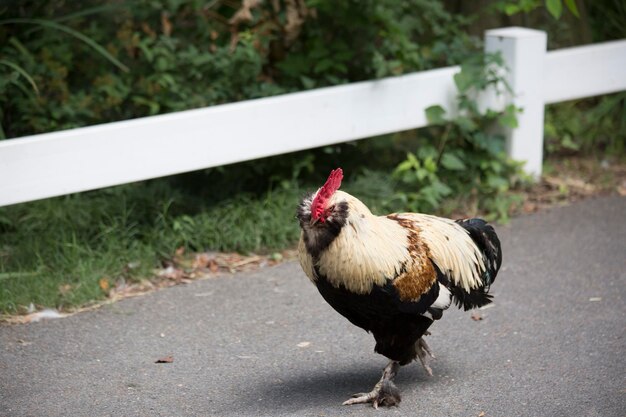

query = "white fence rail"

[
  {"left": 1, "top": 27, "right": 625, "bottom": 207},
  {"left": 543, "top": 39, "right": 626, "bottom": 104}
]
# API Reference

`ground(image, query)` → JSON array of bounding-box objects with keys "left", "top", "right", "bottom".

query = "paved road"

[{"left": 1, "top": 196, "right": 625, "bottom": 417}]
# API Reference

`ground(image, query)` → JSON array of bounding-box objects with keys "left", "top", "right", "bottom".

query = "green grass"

[{"left": 0, "top": 177, "right": 309, "bottom": 314}]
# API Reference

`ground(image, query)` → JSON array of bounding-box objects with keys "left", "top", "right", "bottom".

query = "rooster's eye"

[{"left": 325, "top": 205, "right": 336, "bottom": 219}]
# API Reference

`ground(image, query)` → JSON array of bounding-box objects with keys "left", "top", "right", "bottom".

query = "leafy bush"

[
  {"left": 391, "top": 54, "right": 526, "bottom": 221},
  {"left": 0, "top": 1, "right": 282, "bottom": 138},
  {"left": 0, "top": 0, "right": 477, "bottom": 138},
  {"left": 545, "top": 93, "right": 626, "bottom": 157}
]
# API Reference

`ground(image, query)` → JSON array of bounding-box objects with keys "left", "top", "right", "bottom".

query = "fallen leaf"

[
  {"left": 589, "top": 297, "right": 602, "bottom": 302},
  {"left": 155, "top": 355, "right": 174, "bottom": 363},
  {"left": 297, "top": 341, "right": 311, "bottom": 348},
  {"left": 471, "top": 312, "right": 483, "bottom": 321},
  {"left": 478, "top": 412, "right": 486, "bottom": 417},
  {"left": 208, "top": 259, "right": 219, "bottom": 272},
  {"left": 98, "top": 278, "right": 110, "bottom": 292}
]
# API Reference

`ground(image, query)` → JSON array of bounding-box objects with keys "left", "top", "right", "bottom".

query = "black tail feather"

[
  {"left": 456, "top": 218, "right": 502, "bottom": 287},
  {"left": 434, "top": 262, "right": 494, "bottom": 311},
  {"left": 449, "top": 285, "right": 493, "bottom": 311},
  {"left": 450, "top": 218, "right": 503, "bottom": 310}
]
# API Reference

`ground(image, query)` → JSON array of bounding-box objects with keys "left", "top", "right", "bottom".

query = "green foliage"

[
  {"left": 495, "top": 0, "right": 579, "bottom": 19},
  {"left": 0, "top": 0, "right": 479, "bottom": 139},
  {"left": 0, "top": 1, "right": 276, "bottom": 138},
  {"left": 545, "top": 0, "right": 564, "bottom": 19},
  {"left": 521, "top": 0, "right": 626, "bottom": 159},
  {"left": 587, "top": 0, "right": 626, "bottom": 41},
  {"left": 544, "top": 93, "right": 626, "bottom": 156},
  {"left": 1, "top": 17, "right": 129, "bottom": 71},
  {"left": 392, "top": 54, "right": 526, "bottom": 221}
]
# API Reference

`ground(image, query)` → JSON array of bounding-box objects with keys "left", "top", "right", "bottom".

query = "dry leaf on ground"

[{"left": 98, "top": 278, "right": 110, "bottom": 292}]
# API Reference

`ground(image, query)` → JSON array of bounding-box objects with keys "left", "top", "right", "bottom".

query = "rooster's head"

[{"left": 296, "top": 168, "right": 353, "bottom": 257}]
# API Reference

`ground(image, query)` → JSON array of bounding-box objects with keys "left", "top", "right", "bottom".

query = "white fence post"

[{"left": 485, "top": 27, "right": 547, "bottom": 179}]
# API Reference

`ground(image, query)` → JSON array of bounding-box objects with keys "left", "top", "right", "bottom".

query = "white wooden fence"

[{"left": 1, "top": 27, "right": 625, "bottom": 207}]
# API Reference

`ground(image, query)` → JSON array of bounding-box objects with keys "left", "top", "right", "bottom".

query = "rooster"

[{"left": 296, "top": 168, "right": 502, "bottom": 408}]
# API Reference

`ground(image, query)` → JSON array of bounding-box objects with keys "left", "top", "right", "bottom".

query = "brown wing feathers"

[{"left": 388, "top": 214, "right": 438, "bottom": 303}]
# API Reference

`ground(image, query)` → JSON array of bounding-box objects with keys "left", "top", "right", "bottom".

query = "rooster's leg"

[
  {"left": 415, "top": 337, "right": 435, "bottom": 376},
  {"left": 342, "top": 360, "right": 401, "bottom": 408}
]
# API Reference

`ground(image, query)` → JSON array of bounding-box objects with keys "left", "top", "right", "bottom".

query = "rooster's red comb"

[{"left": 311, "top": 168, "right": 343, "bottom": 220}]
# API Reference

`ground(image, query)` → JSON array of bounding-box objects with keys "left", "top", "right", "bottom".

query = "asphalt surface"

[{"left": 1, "top": 196, "right": 625, "bottom": 417}]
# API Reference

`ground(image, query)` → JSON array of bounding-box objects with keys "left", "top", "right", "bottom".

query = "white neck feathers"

[{"left": 315, "top": 194, "right": 410, "bottom": 294}]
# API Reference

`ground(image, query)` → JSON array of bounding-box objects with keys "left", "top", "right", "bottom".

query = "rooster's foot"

[
  {"left": 342, "top": 360, "right": 401, "bottom": 408},
  {"left": 415, "top": 337, "right": 435, "bottom": 376},
  {"left": 343, "top": 380, "right": 401, "bottom": 408}
]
